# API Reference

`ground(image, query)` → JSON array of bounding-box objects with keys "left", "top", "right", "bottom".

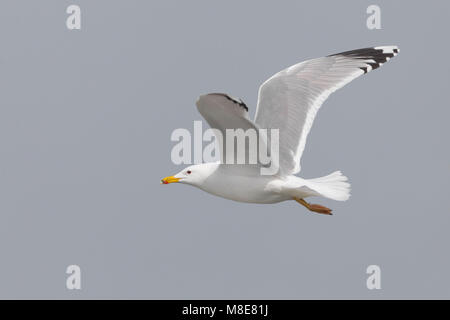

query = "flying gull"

[{"left": 161, "top": 46, "right": 399, "bottom": 215}]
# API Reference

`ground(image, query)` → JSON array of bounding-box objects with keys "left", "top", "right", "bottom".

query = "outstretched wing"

[
  {"left": 254, "top": 46, "right": 399, "bottom": 175},
  {"left": 196, "top": 93, "right": 265, "bottom": 165}
]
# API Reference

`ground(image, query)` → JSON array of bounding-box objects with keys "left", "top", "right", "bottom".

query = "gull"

[{"left": 161, "top": 46, "right": 399, "bottom": 215}]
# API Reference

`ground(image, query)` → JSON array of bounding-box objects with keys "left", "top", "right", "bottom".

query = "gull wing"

[
  {"left": 196, "top": 93, "right": 266, "bottom": 165},
  {"left": 254, "top": 46, "right": 399, "bottom": 175}
]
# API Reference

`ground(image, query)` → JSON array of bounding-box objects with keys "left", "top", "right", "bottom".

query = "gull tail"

[{"left": 306, "top": 171, "right": 351, "bottom": 201}]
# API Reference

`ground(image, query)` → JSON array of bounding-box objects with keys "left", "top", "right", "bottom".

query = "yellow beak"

[{"left": 160, "top": 175, "right": 180, "bottom": 184}]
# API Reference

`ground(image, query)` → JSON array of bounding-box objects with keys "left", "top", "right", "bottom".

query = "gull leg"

[{"left": 294, "top": 197, "right": 333, "bottom": 215}]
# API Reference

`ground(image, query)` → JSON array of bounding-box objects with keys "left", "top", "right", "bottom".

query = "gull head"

[{"left": 160, "top": 163, "right": 217, "bottom": 187}]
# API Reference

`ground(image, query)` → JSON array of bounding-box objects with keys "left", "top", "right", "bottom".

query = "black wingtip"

[
  {"left": 328, "top": 46, "right": 399, "bottom": 73},
  {"left": 209, "top": 93, "right": 248, "bottom": 112}
]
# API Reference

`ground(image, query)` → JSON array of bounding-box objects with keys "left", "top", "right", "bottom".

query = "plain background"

[{"left": 0, "top": 0, "right": 449, "bottom": 299}]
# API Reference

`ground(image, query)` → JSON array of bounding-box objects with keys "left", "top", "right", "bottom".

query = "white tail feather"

[{"left": 306, "top": 171, "right": 351, "bottom": 201}]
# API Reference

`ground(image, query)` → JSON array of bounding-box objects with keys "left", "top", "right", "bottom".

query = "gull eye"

[{"left": 187, "top": 170, "right": 192, "bottom": 174}]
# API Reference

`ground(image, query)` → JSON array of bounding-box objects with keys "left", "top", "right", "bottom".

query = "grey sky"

[{"left": 0, "top": 0, "right": 449, "bottom": 299}]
